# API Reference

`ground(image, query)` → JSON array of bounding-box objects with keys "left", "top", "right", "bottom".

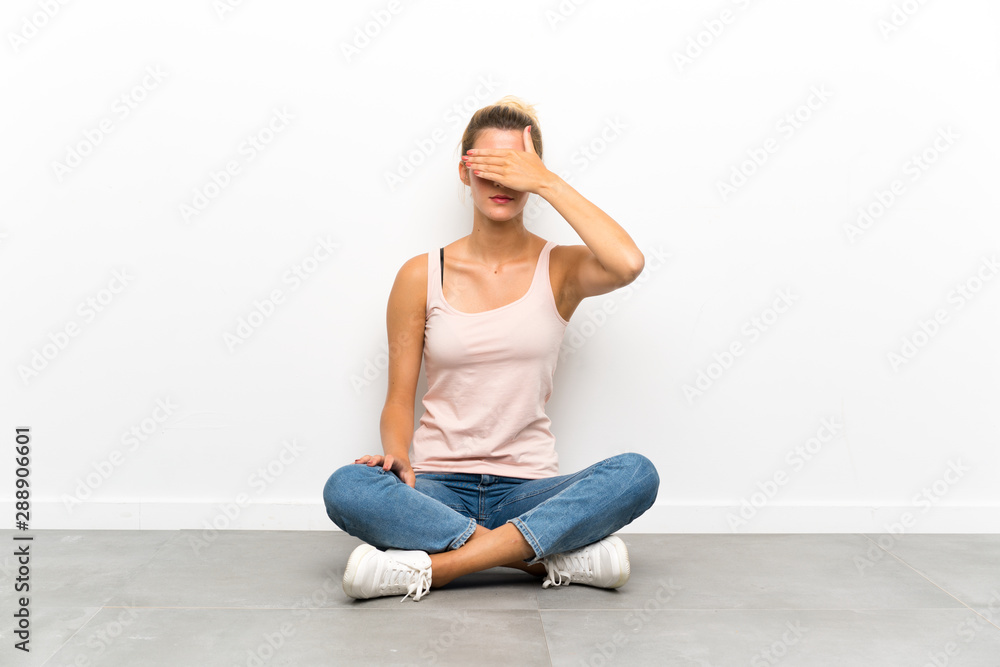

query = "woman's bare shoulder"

[{"left": 393, "top": 253, "right": 428, "bottom": 297}]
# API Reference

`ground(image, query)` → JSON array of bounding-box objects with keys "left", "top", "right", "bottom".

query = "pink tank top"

[{"left": 410, "top": 240, "right": 570, "bottom": 479}]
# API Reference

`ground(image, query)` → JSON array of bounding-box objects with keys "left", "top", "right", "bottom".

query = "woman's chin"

[{"left": 489, "top": 215, "right": 520, "bottom": 225}]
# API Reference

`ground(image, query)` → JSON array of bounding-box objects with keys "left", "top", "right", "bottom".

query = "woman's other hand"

[
  {"left": 353, "top": 454, "right": 416, "bottom": 488},
  {"left": 461, "top": 125, "right": 553, "bottom": 195}
]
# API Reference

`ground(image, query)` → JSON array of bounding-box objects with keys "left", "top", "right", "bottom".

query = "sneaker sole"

[
  {"left": 605, "top": 535, "right": 630, "bottom": 588},
  {"left": 342, "top": 543, "right": 377, "bottom": 599}
]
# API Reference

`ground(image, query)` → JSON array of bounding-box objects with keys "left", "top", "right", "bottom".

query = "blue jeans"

[{"left": 322, "top": 452, "right": 659, "bottom": 565}]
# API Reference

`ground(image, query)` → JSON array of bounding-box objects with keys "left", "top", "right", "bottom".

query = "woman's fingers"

[
  {"left": 352, "top": 454, "right": 411, "bottom": 486},
  {"left": 522, "top": 125, "right": 535, "bottom": 154}
]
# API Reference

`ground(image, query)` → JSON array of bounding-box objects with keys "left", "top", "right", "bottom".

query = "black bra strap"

[{"left": 440, "top": 247, "right": 444, "bottom": 287}]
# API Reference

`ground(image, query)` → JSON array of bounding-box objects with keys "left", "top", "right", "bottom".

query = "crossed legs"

[
  {"left": 323, "top": 453, "right": 659, "bottom": 590},
  {"left": 430, "top": 523, "right": 544, "bottom": 587}
]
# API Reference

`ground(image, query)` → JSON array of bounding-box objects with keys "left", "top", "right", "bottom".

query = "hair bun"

[{"left": 493, "top": 95, "right": 538, "bottom": 123}]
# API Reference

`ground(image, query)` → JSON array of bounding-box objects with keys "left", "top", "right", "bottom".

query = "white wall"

[{"left": 2, "top": 0, "right": 998, "bottom": 534}]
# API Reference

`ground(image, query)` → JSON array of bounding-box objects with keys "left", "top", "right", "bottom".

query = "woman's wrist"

[
  {"left": 381, "top": 446, "right": 411, "bottom": 466},
  {"left": 535, "top": 171, "right": 565, "bottom": 199}
]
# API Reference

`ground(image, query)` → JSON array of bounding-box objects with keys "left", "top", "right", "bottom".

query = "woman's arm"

[
  {"left": 462, "top": 126, "right": 644, "bottom": 301},
  {"left": 538, "top": 173, "right": 645, "bottom": 300},
  {"left": 355, "top": 254, "right": 426, "bottom": 488}
]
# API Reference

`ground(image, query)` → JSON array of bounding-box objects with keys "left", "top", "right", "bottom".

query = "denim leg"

[
  {"left": 322, "top": 463, "right": 476, "bottom": 553},
  {"left": 494, "top": 453, "right": 660, "bottom": 564},
  {"left": 412, "top": 472, "right": 484, "bottom": 520}
]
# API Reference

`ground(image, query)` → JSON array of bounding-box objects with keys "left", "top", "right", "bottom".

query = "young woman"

[{"left": 323, "top": 96, "right": 659, "bottom": 601}]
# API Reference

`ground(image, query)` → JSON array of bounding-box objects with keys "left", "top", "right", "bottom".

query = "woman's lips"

[{"left": 490, "top": 196, "right": 512, "bottom": 203}]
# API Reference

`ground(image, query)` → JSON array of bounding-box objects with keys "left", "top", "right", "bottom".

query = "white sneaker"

[
  {"left": 541, "top": 535, "right": 630, "bottom": 589},
  {"left": 342, "top": 544, "right": 433, "bottom": 602}
]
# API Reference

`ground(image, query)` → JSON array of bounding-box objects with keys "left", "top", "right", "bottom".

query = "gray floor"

[{"left": 1, "top": 531, "right": 999, "bottom": 666}]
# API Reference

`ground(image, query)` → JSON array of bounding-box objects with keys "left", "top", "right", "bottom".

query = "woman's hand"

[
  {"left": 462, "top": 125, "right": 553, "bottom": 195},
  {"left": 354, "top": 454, "right": 416, "bottom": 488}
]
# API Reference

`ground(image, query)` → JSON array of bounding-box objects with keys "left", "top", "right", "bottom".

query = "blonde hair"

[{"left": 459, "top": 95, "right": 543, "bottom": 160}]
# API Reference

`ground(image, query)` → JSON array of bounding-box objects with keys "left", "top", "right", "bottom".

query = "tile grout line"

[
  {"left": 535, "top": 607, "right": 555, "bottom": 667},
  {"left": 35, "top": 531, "right": 179, "bottom": 667},
  {"left": 37, "top": 606, "right": 104, "bottom": 667},
  {"left": 860, "top": 534, "right": 1000, "bottom": 632}
]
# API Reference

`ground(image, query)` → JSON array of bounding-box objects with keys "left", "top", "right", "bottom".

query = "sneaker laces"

[
  {"left": 542, "top": 550, "right": 594, "bottom": 589},
  {"left": 378, "top": 556, "right": 432, "bottom": 602}
]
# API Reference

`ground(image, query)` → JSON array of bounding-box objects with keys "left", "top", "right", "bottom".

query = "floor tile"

[
  {"left": 0, "top": 530, "right": 175, "bottom": 607},
  {"left": 102, "top": 529, "right": 353, "bottom": 608},
  {"left": 973, "top": 608, "right": 1000, "bottom": 631},
  {"left": 541, "top": 608, "right": 1000, "bottom": 667},
  {"left": 536, "top": 533, "right": 963, "bottom": 611},
  {"left": 863, "top": 534, "right": 1000, "bottom": 608},
  {"left": 43, "top": 607, "right": 551, "bottom": 667},
  {"left": 101, "top": 529, "right": 545, "bottom": 609},
  {"left": 0, "top": 605, "right": 102, "bottom": 667},
  {"left": 2, "top": 531, "right": 997, "bottom": 666}
]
